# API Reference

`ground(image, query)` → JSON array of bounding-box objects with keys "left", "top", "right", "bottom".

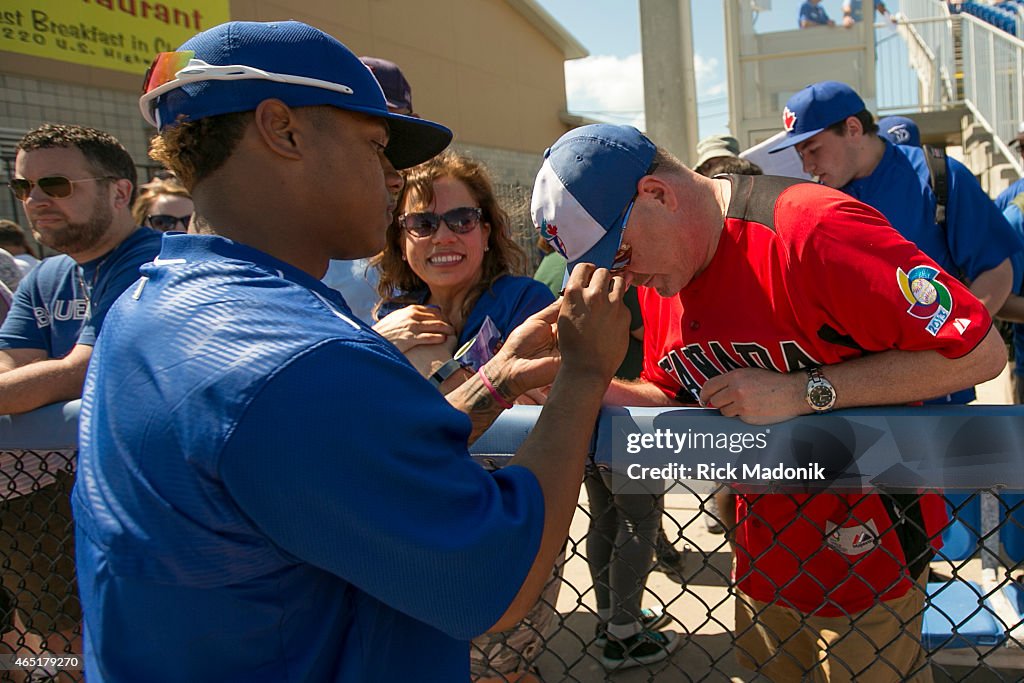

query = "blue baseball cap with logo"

[
  {"left": 768, "top": 81, "right": 866, "bottom": 154},
  {"left": 139, "top": 21, "right": 451, "bottom": 170},
  {"left": 531, "top": 124, "right": 657, "bottom": 273},
  {"left": 878, "top": 115, "right": 921, "bottom": 147}
]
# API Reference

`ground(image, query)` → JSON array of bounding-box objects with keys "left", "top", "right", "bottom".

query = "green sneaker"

[
  {"left": 595, "top": 606, "right": 673, "bottom": 646},
  {"left": 600, "top": 629, "right": 679, "bottom": 670}
]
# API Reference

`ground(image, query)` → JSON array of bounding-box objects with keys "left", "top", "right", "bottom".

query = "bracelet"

[
  {"left": 478, "top": 368, "right": 514, "bottom": 410},
  {"left": 429, "top": 359, "right": 467, "bottom": 388}
]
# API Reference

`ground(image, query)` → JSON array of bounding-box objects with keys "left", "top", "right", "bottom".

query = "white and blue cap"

[
  {"left": 139, "top": 21, "right": 452, "bottom": 170},
  {"left": 878, "top": 116, "right": 921, "bottom": 147},
  {"left": 768, "top": 81, "right": 866, "bottom": 154},
  {"left": 531, "top": 124, "right": 657, "bottom": 272}
]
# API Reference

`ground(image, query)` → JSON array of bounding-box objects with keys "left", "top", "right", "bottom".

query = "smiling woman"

[{"left": 372, "top": 151, "right": 554, "bottom": 379}]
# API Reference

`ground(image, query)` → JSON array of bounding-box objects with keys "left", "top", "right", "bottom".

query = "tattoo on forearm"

[{"left": 451, "top": 378, "right": 505, "bottom": 444}]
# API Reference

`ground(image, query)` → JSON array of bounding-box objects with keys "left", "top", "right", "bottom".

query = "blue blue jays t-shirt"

[
  {"left": 799, "top": 1, "right": 831, "bottom": 26},
  {"left": 73, "top": 234, "right": 544, "bottom": 683},
  {"left": 842, "top": 142, "right": 1024, "bottom": 402},
  {"left": 0, "top": 227, "right": 161, "bottom": 356},
  {"left": 376, "top": 274, "right": 555, "bottom": 347}
]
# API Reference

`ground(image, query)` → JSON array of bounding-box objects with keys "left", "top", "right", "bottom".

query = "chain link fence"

[
  {"left": 494, "top": 181, "right": 544, "bottom": 276},
  {"left": 0, "top": 450, "right": 80, "bottom": 683},
  {"left": 455, "top": 485, "right": 1024, "bottom": 682},
  {"left": 4, "top": 403, "right": 1024, "bottom": 681}
]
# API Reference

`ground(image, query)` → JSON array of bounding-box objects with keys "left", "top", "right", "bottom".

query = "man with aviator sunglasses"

[
  {"left": 0, "top": 123, "right": 161, "bottom": 669},
  {"left": 0, "top": 123, "right": 161, "bottom": 414},
  {"left": 73, "top": 20, "right": 631, "bottom": 683}
]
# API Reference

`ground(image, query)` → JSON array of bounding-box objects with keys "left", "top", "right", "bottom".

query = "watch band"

[{"left": 429, "top": 358, "right": 468, "bottom": 388}]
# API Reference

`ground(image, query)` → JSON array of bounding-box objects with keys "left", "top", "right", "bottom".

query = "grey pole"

[{"left": 640, "top": 0, "right": 700, "bottom": 166}]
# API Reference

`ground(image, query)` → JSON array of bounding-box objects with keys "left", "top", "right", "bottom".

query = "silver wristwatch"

[{"left": 805, "top": 367, "right": 836, "bottom": 413}]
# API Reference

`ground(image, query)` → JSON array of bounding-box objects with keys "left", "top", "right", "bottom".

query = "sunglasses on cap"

[
  {"left": 139, "top": 50, "right": 356, "bottom": 128},
  {"left": 147, "top": 214, "right": 191, "bottom": 231},
  {"left": 8, "top": 176, "right": 117, "bottom": 201},
  {"left": 398, "top": 206, "right": 483, "bottom": 238},
  {"left": 608, "top": 195, "right": 640, "bottom": 274}
]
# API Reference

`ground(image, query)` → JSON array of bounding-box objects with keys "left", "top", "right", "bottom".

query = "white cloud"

[
  {"left": 564, "top": 51, "right": 727, "bottom": 130},
  {"left": 695, "top": 53, "right": 727, "bottom": 99},
  {"left": 694, "top": 53, "right": 717, "bottom": 82},
  {"left": 564, "top": 53, "right": 645, "bottom": 129}
]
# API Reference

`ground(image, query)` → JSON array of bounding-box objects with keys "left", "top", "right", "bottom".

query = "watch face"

[{"left": 808, "top": 384, "right": 835, "bottom": 409}]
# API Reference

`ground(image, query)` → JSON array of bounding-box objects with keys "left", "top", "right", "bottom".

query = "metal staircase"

[{"left": 896, "top": 0, "right": 1024, "bottom": 186}]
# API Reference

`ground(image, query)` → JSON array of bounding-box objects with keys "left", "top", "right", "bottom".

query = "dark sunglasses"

[
  {"left": 147, "top": 214, "right": 191, "bottom": 231},
  {"left": 608, "top": 196, "right": 640, "bottom": 275},
  {"left": 399, "top": 206, "right": 483, "bottom": 238},
  {"left": 8, "top": 175, "right": 117, "bottom": 201}
]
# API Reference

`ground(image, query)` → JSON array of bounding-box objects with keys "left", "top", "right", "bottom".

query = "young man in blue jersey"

[
  {"left": 73, "top": 20, "right": 630, "bottom": 683},
  {"left": 800, "top": 0, "right": 835, "bottom": 28},
  {"left": 0, "top": 124, "right": 161, "bottom": 673},
  {"left": 771, "top": 81, "right": 1023, "bottom": 403}
]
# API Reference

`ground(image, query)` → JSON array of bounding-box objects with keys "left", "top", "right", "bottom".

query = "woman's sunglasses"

[
  {"left": 147, "top": 214, "right": 192, "bottom": 232},
  {"left": 398, "top": 206, "right": 483, "bottom": 238},
  {"left": 8, "top": 176, "right": 116, "bottom": 201}
]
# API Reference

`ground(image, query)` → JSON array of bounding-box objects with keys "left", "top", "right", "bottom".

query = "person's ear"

[
  {"left": 846, "top": 115, "right": 865, "bottom": 137},
  {"left": 253, "top": 99, "right": 303, "bottom": 161},
  {"left": 636, "top": 174, "right": 678, "bottom": 212},
  {"left": 111, "top": 179, "right": 133, "bottom": 210}
]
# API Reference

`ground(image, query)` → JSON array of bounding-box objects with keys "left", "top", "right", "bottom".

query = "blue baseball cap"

[
  {"left": 878, "top": 116, "right": 921, "bottom": 147},
  {"left": 139, "top": 21, "right": 451, "bottom": 170},
  {"left": 531, "top": 124, "right": 657, "bottom": 272},
  {"left": 768, "top": 81, "right": 866, "bottom": 154}
]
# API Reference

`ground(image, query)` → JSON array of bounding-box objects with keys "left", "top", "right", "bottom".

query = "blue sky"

[{"left": 536, "top": 1, "right": 896, "bottom": 137}]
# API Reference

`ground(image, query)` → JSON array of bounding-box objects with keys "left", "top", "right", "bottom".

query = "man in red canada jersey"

[{"left": 531, "top": 124, "right": 1006, "bottom": 682}]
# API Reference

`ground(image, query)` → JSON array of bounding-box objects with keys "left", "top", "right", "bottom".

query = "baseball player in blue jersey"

[
  {"left": 72, "top": 20, "right": 630, "bottom": 683},
  {"left": 771, "top": 81, "right": 1023, "bottom": 403}
]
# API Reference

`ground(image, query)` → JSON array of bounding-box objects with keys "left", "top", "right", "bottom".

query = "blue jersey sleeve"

[
  {"left": 219, "top": 340, "right": 544, "bottom": 640},
  {"left": 0, "top": 266, "right": 53, "bottom": 352},
  {"left": 945, "top": 157, "right": 1024, "bottom": 281}
]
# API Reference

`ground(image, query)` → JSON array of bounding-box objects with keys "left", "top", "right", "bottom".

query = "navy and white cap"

[
  {"left": 531, "top": 124, "right": 656, "bottom": 272},
  {"left": 143, "top": 21, "right": 451, "bottom": 169},
  {"left": 768, "top": 81, "right": 866, "bottom": 154},
  {"left": 877, "top": 116, "right": 921, "bottom": 147}
]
